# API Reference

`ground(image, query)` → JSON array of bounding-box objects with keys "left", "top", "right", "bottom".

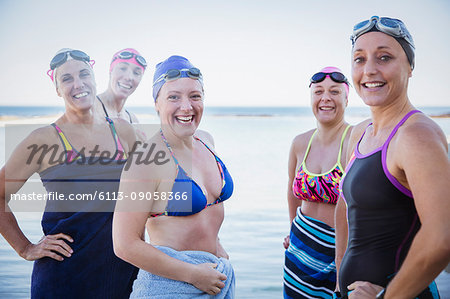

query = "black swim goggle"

[
  {"left": 351, "top": 16, "right": 415, "bottom": 48},
  {"left": 112, "top": 51, "right": 147, "bottom": 68},
  {"left": 153, "top": 68, "right": 202, "bottom": 86},
  {"left": 50, "top": 50, "right": 91, "bottom": 70},
  {"left": 309, "top": 72, "right": 350, "bottom": 87}
]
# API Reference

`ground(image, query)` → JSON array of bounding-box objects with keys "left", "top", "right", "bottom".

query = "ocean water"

[
  {"left": 2, "top": 105, "right": 450, "bottom": 118},
  {"left": 1, "top": 107, "right": 450, "bottom": 298}
]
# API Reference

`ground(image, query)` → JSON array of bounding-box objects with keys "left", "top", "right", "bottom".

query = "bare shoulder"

[
  {"left": 349, "top": 119, "right": 371, "bottom": 144},
  {"left": 396, "top": 113, "right": 447, "bottom": 152},
  {"left": 21, "top": 125, "right": 59, "bottom": 147},
  {"left": 112, "top": 117, "right": 135, "bottom": 135},
  {"left": 9, "top": 125, "right": 60, "bottom": 159},
  {"left": 291, "top": 129, "right": 315, "bottom": 154},
  {"left": 195, "top": 129, "right": 215, "bottom": 148},
  {"left": 342, "top": 119, "right": 371, "bottom": 163},
  {"left": 4, "top": 125, "right": 59, "bottom": 173},
  {"left": 124, "top": 132, "right": 175, "bottom": 180}
]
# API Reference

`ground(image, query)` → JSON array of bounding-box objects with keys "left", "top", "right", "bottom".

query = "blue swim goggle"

[
  {"left": 351, "top": 16, "right": 415, "bottom": 49},
  {"left": 152, "top": 68, "right": 202, "bottom": 86}
]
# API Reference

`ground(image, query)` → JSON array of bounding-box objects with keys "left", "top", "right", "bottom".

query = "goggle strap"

[
  {"left": 152, "top": 68, "right": 202, "bottom": 86},
  {"left": 47, "top": 69, "right": 54, "bottom": 81}
]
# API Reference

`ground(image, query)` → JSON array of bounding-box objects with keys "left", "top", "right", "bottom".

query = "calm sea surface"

[{"left": 1, "top": 106, "right": 449, "bottom": 298}]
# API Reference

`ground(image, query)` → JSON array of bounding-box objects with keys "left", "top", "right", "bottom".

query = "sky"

[{"left": 0, "top": 0, "right": 449, "bottom": 107}]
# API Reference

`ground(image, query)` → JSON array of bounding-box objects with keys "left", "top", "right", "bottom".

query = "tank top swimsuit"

[
  {"left": 150, "top": 130, "right": 233, "bottom": 217},
  {"left": 31, "top": 117, "right": 138, "bottom": 299},
  {"left": 97, "top": 95, "right": 133, "bottom": 123},
  {"left": 339, "top": 110, "right": 439, "bottom": 298},
  {"left": 292, "top": 125, "right": 351, "bottom": 205}
]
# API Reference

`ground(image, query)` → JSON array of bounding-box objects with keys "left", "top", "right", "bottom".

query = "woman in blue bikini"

[{"left": 113, "top": 55, "right": 235, "bottom": 298}]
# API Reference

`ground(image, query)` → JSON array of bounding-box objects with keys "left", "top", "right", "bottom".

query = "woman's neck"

[
  {"left": 160, "top": 127, "right": 194, "bottom": 151},
  {"left": 97, "top": 89, "right": 127, "bottom": 115},
  {"left": 369, "top": 98, "right": 415, "bottom": 135},
  {"left": 316, "top": 120, "right": 348, "bottom": 145},
  {"left": 60, "top": 106, "right": 98, "bottom": 125}
]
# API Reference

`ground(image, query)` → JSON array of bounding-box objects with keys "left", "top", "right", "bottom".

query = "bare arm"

[
  {"left": 334, "top": 195, "right": 347, "bottom": 292},
  {"left": 0, "top": 130, "right": 73, "bottom": 261},
  {"left": 113, "top": 144, "right": 226, "bottom": 295},
  {"left": 283, "top": 137, "right": 302, "bottom": 249},
  {"left": 335, "top": 122, "right": 366, "bottom": 291},
  {"left": 287, "top": 139, "right": 301, "bottom": 224},
  {"left": 383, "top": 122, "right": 450, "bottom": 299}
]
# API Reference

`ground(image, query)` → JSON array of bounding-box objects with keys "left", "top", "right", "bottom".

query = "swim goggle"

[
  {"left": 47, "top": 50, "right": 95, "bottom": 81},
  {"left": 350, "top": 16, "right": 415, "bottom": 49},
  {"left": 49, "top": 50, "right": 92, "bottom": 70},
  {"left": 153, "top": 68, "right": 202, "bottom": 86},
  {"left": 112, "top": 51, "right": 147, "bottom": 68},
  {"left": 309, "top": 72, "right": 350, "bottom": 87}
]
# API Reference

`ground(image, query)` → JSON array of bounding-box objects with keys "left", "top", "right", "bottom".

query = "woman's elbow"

[
  {"left": 112, "top": 231, "right": 134, "bottom": 262},
  {"left": 440, "top": 230, "right": 450, "bottom": 261},
  {"left": 425, "top": 225, "right": 450, "bottom": 265},
  {"left": 113, "top": 236, "right": 125, "bottom": 259}
]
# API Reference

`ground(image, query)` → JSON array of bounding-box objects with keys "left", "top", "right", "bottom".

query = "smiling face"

[
  {"left": 352, "top": 32, "right": 412, "bottom": 107},
  {"left": 55, "top": 59, "right": 96, "bottom": 112},
  {"left": 155, "top": 78, "right": 204, "bottom": 137},
  {"left": 109, "top": 62, "right": 143, "bottom": 99},
  {"left": 310, "top": 77, "right": 348, "bottom": 125}
]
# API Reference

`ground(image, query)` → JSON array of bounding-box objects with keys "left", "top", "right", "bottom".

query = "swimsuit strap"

[
  {"left": 159, "top": 130, "right": 225, "bottom": 188},
  {"left": 357, "top": 124, "right": 370, "bottom": 147},
  {"left": 98, "top": 95, "right": 133, "bottom": 124},
  {"left": 301, "top": 125, "right": 350, "bottom": 168},
  {"left": 336, "top": 125, "right": 352, "bottom": 169},
  {"left": 194, "top": 136, "right": 227, "bottom": 205},
  {"left": 159, "top": 129, "right": 181, "bottom": 167},
  {"left": 380, "top": 110, "right": 421, "bottom": 198},
  {"left": 383, "top": 110, "right": 421, "bottom": 148},
  {"left": 97, "top": 96, "right": 109, "bottom": 118},
  {"left": 194, "top": 136, "right": 225, "bottom": 181},
  {"left": 301, "top": 129, "right": 318, "bottom": 166},
  {"left": 51, "top": 123, "right": 81, "bottom": 163},
  {"left": 105, "top": 117, "right": 128, "bottom": 160},
  {"left": 125, "top": 109, "right": 133, "bottom": 124},
  {"left": 356, "top": 110, "right": 421, "bottom": 156}
]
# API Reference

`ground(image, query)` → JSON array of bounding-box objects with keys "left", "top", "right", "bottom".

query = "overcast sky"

[{"left": 1, "top": 0, "right": 449, "bottom": 107}]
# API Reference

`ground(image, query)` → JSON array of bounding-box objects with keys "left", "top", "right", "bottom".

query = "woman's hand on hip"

[
  {"left": 283, "top": 235, "right": 290, "bottom": 249},
  {"left": 348, "top": 281, "right": 383, "bottom": 299},
  {"left": 21, "top": 233, "right": 73, "bottom": 261}
]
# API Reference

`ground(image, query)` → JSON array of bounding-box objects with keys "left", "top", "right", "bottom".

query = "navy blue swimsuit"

[{"left": 31, "top": 120, "right": 137, "bottom": 299}]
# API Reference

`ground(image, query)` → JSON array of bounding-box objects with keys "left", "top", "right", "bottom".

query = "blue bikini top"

[{"left": 150, "top": 130, "right": 233, "bottom": 217}]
